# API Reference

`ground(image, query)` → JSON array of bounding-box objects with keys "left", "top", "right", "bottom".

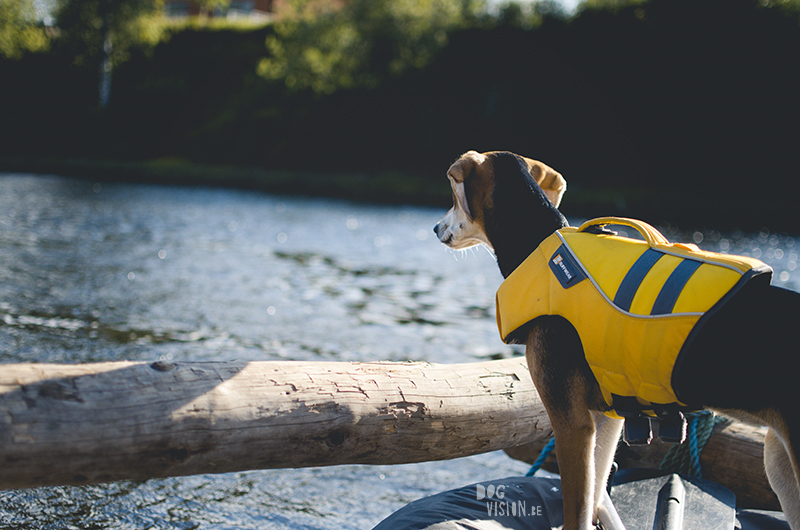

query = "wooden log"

[
  {"left": 505, "top": 420, "right": 780, "bottom": 511},
  {"left": 0, "top": 358, "right": 551, "bottom": 491},
  {"left": 1, "top": 358, "right": 780, "bottom": 511}
]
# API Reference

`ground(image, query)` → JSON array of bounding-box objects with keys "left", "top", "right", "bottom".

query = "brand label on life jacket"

[{"left": 548, "top": 245, "right": 587, "bottom": 289}]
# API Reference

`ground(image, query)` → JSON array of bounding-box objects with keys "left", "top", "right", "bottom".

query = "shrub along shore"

[
  {"left": 0, "top": 155, "right": 722, "bottom": 234},
  {"left": 3, "top": 0, "right": 800, "bottom": 232}
]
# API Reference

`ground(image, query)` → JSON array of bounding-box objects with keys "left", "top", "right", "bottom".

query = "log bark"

[
  {"left": 505, "top": 420, "right": 779, "bottom": 511},
  {"left": 1, "top": 358, "right": 780, "bottom": 511},
  {"left": 0, "top": 358, "right": 551, "bottom": 491}
]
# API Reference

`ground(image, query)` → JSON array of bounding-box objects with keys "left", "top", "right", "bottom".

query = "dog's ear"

[
  {"left": 522, "top": 157, "right": 567, "bottom": 208},
  {"left": 447, "top": 151, "right": 486, "bottom": 218}
]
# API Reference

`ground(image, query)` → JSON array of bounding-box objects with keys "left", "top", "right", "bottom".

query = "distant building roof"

[{"left": 165, "top": 0, "right": 274, "bottom": 21}]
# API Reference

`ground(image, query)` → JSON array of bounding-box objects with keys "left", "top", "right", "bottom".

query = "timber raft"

[{"left": 0, "top": 358, "right": 779, "bottom": 511}]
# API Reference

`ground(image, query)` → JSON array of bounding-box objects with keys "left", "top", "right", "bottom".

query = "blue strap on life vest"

[
  {"left": 614, "top": 249, "right": 664, "bottom": 311},
  {"left": 652, "top": 259, "right": 704, "bottom": 315}
]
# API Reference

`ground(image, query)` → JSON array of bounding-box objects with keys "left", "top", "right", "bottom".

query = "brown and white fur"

[{"left": 434, "top": 150, "right": 800, "bottom": 530}]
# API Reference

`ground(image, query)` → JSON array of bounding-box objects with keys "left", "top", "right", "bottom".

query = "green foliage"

[
  {"left": 578, "top": 0, "right": 645, "bottom": 11},
  {"left": 491, "top": 1, "right": 566, "bottom": 28},
  {"left": 0, "top": 0, "right": 50, "bottom": 58},
  {"left": 758, "top": 0, "right": 800, "bottom": 12},
  {"left": 54, "top": 0, "right": 166, "bottom": 69},
  {"left": 5, "top": 0, "right": 800, "bottom": 230},
  {"left": 579, "top": 0, "right": 800, "bottom": 15},
  {"left": 196, "top": 0, "right": 232, "bottom": 14},
  {"left": 258, "top": 0, "right": 484, "bottom": 94}
]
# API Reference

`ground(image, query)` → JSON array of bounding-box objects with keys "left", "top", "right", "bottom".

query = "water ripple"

[{"left": 1, "top": 174, "right": 797, "bottom": 528}]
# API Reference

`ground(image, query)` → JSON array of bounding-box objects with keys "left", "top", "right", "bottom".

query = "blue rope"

[
  {"left": 526, "top": 437, "right": 556, "bottom": 477},
  {"left": 688, "top": 414, "right": 702, "bottom": 477},
  {"left": 659, "top": 411, "right": 726, "bottom": 478},
  {"left": 527, "top": 413, "right": 723, "bottom": 479}
]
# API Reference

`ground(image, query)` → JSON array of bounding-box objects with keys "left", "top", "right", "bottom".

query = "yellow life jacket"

[{"left": 495, "top": 217, "right": 772, "bottom": 419}]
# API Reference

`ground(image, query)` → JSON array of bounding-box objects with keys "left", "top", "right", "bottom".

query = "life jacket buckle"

[
  {"left": 651, "top": 405, "right": 687, "bottom": 444},
  {"left": 622, "top": 415, "right": 653, "bottom": 446},
  {"left": 612, "top": 396, "right": 688, "bottom": 445}
]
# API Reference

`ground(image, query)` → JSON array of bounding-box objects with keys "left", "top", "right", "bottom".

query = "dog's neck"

[
  {"left": 490, "top": 208, "right": 567, "bottom": 278},
  {"left": 483, "top": 153, "right": 569, "bottom": 279}
]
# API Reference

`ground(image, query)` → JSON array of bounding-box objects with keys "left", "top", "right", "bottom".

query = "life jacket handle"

[{"left": 577, "top": 217, "right": 671, "bottom": 248}]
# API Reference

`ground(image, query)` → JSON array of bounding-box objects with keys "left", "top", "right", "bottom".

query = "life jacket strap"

[{"left": 610, "top": 395, "right": 689, "bottom": 446}]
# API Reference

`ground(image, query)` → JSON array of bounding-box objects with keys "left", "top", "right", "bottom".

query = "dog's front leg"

[
  {"left": 550, "top": 399, "right": 598, "bottom": 530},
  {"left": 592, "top": 411, "right": 623, "bottom": 511},
  {"left": 592, "top": 411, "right": 625, "bottom": 530},
  {"left": 765, "top": 427, "right": 800, "bottom": 530},
  {"left": 526, "top": 317, "right": 600, "bottom": 530}
]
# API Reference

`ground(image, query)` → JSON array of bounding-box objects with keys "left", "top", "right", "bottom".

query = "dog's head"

[{"left": 433, "top": 150, "right": 567, "bottom": 253}]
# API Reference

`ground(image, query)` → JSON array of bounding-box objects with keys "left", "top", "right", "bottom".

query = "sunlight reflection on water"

[{"left": 0, "top": 174, "right": 797, "bottom": 529}]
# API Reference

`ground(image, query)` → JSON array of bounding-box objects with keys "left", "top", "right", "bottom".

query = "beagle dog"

[{"left": 434, "top": 150, "right": 800, "bottom": 530}]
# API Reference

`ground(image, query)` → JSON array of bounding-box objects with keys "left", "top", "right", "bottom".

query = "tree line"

[{"left": 2, "top": 0, "right": 800, "bottom": 230}]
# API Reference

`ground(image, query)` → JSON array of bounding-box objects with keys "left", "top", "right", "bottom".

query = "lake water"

[{"left": 1, "top": 173, "right": 798, "bottom": 529}]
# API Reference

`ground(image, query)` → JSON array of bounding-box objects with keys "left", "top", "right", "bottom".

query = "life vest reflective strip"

[{"left": 495, "top": 217, "right": 772, "bottom": 418}]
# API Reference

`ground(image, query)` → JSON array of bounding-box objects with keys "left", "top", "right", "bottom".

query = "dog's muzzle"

[{"left": 433, "top": 222, "right": 450, "bottom": 244}]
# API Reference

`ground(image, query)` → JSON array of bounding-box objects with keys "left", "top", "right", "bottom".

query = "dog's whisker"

[
  {"left": 444, "top": 247, "right": 462, "bottom": 261},
  {"left": 480, "top": 244, "right": 496, "bottom": 259}
]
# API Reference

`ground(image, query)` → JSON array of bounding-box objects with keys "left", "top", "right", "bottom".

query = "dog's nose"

[{"left": 433, "top": 223, "right": 440, "bottom": 236}]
